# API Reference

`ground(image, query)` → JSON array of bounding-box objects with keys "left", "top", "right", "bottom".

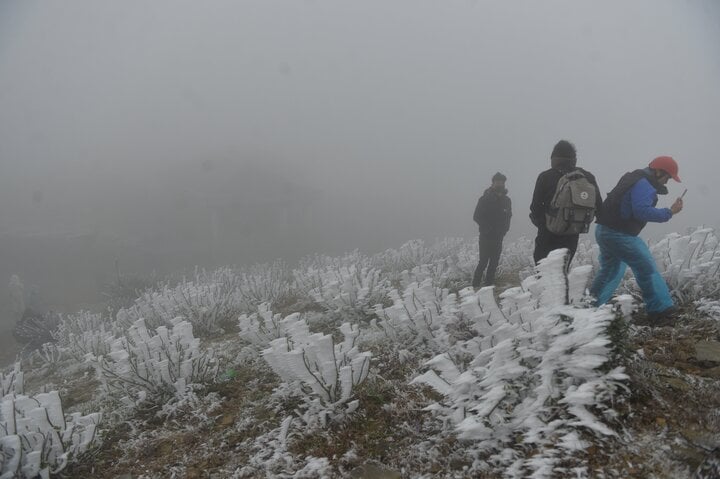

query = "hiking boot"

[{"left": 647, "top": 307, "right": 678, "bottom": 328}]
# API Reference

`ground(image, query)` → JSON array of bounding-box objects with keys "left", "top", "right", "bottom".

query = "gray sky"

[{"left": 1, "top": 0, "right": 719, "bottom": 268}]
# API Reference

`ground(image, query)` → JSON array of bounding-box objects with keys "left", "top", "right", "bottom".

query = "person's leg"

[
  {"left": 485, "top": 237, "right": 503, "bottom": 285},
  {"left": 472, "top": 235, "right": 490, "bottom": 288},
  {"left": 534, "top": 229, "right": 552, "bottom": 264},
  {"left": 534, "top": 229, "right": 577, "bottom": 269},
  {"left": 590, "top": 225, "right": 627, "bottom": 305},
  {"left": 621, "top": 236, "right": 674, "bottom": 314}
]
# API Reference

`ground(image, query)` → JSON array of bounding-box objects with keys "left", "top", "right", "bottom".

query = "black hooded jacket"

[
  {"left": 474, "top": 187, "right": 512, "bottom": 238},
  {"left": 529, "top": 159, "right": 602, "bottom": 230}
]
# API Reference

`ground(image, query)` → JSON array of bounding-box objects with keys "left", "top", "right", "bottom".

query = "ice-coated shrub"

[
  {"left": 651, "top": 227, "right": 720, "bottom": 302},
  {"left": 371, "top": 236, "right": 540, "bottom": 292},
  {"left": 51, "top": 311, "right": 119, "bottom": 362},
  {"left": 101, "top": 274, "right": 155, "bottom": 313},
  {"left": 294, "top": 254, "right": 388, "bottom": 319},
  {"left": 571, "top": 239, "right": 599, "bottom": 270},
  {"left": 371, "top": 278, "right": 458, "bottom": 350},
  {"left": 696, "top": 298, "right": 720, "bottom": 321},
  {"left": 372, "top": 238, "right": 474, "bottom": 289},
  {"left": 0, "top": 368, "right": 100, "bottom": 479},
  {"left": 496, "top": 236, "right": 536, "bottom": 282},
  {"left": 373, "top": 238, "right": 455, "bottom": 275},
  {"left": 262, "top": 315, "right": 371, "bottom": 428},
  {"left": 36, "top": 343, "right": 63, "bottom": 366},
  {"left": 411, "top": 249, "right": 628, "bottom": 478},
  {"left": 12, "top": 311, "right": 61, "bottom": 351},
  {"left": 236, "top": 260, "right": 295, "bottom": 310},
  {"left": 237, "top": 303, "right": 292, "bottom": 350},
  {"left": 90, "top": 317, "right": 218, "bottom": 405},
  {"left": 117, "top": 268, "right": 245, "bottom": 336},
  {"left": 1, "top": 364, "right": 23, "bottom": 397}
]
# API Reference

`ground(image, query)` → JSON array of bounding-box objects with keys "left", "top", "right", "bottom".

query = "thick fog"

[{"left": 1, "top": 0, "right": 719, "bottom": 316}]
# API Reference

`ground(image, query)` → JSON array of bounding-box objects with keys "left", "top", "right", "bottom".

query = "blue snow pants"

[{"left": 590, "top": 224, "right": 674, "bottom": 313}]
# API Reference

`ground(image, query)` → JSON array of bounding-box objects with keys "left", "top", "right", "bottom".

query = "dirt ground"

[{"left": 598, "top": 314, "right": 720, "bottom": 477}]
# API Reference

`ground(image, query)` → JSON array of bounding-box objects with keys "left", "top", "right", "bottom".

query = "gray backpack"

[{"left": 545, "top": 170, "right": 597, "bottom": 235}]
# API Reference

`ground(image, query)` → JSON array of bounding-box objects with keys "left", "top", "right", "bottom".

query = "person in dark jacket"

[
  {"left": 472, "top": 172, "right": 512, "bottom": 288},
  {"left": 529, "top": 140, "right": 601, "bottom": 265},
  {"left": 590, "top": 156, "right": 684, "bottom": 324}
]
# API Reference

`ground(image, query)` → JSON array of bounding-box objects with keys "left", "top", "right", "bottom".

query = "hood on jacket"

[{"left": 551, "top": 156, "right": 577, "bottom": 170}]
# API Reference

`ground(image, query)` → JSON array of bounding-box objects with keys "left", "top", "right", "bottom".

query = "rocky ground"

[{"left": 611, "top": 312, "right": 720, "bottom": 478}]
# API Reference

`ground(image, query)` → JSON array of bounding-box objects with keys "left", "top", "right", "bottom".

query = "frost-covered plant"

[
  {"left": 496, "top": 236, "right": 536, "bottom": 282},
  {"left": 372, "top": 238, "right": 474, "bottom": 289},
  {"left": 36, "top": 343, "right": 63, "bottom": 366},
  {"left": 117, "top": 268, "right": 245, "bottom": 336},
  {"left": 373, "top": 239, "right": 456, "bottom": 275},
  {"left": 237, "top": 303, "right": 290, "bottom": 349},
  {"left": 696, "top": 298, "right": 720, "bottom": 321},
  {"left": 12, "top": 311, "right": 61, "bottom": 351},
  {"left": 411, "top": 249, "right": 628, "bottom": 477},
  {"left": 51, "top": 311, "right": 119, "bottom": 362},
  {"left": 372, "top": 236, "right": 539, "bottom": 292},
  {"left": 90, "top": 317, "right": 218, "bottom": 405},
  {"left": 237, "top": 260, "right": 295, "bottom": 310},
  {"left": 372, "top": 278, "right": 457, "bottom": 351},
  {"left": 101, "top": 273, "right": 155, "bottom": 313},
  {"left": 571, "top": 239, "right": 600, "bottom": 271},
  {"left": 651, "top": 227, "right": 720, "bottom": 302},
  {"left": 234, "top": 417, "right": 333, "bottom": 479},
  {"left": 0, "top": 368, "right": 100, "bottom": 478},
  {"left": 262, "top": 315, "right": 371, "bottom": 428},
  {"left": 1, "top": 364, "right": 23, "bottom": 397},
  {"left": 294, "top": 254, "right": 388, "bottom": 319}
]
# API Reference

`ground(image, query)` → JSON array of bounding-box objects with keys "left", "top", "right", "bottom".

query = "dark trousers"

[
  {"left": 472, "top": 235, "right": 503, "bottom": 288},
  {"left": 533, "top": 228, "right": 579, "bottom": 266}
]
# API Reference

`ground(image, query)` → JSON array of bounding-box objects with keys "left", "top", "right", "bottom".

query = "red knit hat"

[{"left": 649, "top": 156, "right": 681, "bottom": 182}]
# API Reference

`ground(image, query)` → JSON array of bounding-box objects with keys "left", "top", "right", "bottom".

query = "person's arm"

[
  {"left": 473, "top": 196, "right": 484, "bottom": 226},
  {"left": 586, "top": 171, "right": 603, "bottom": 218},
  {"left": 630, "top": 179, "right": 672, "bottom": 223},
  {"left": 588, "top": 174, "right": 603, "bottom": 211},
  {"left": 529, "top": 173, "right": 546, "bottom": 227},
  {"left": 504, "top": 197, "right": 512, "bottom": 235}
]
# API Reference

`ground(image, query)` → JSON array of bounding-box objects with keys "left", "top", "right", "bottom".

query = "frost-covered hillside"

[{"left": 2, "top": 229, "right": 720, "bottom": 478}]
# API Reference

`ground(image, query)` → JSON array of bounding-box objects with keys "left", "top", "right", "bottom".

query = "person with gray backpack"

[{"left": 529, "top": 140, "right": 602, "bottom": 266}]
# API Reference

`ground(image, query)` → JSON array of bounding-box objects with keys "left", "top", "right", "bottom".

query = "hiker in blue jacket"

[{"left": 590, "top": 156, "right": 684, "bottom": 325}]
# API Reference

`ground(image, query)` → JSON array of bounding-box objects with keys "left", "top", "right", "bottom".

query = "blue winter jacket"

[
  {"left": 598, "top": 168, "right": 671, "bottom": 236},
  {"left": 619, "top": 169, "right": 672, "bottom": 224}
]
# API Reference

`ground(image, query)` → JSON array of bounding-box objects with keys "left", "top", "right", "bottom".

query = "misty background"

[{"left": 1, "top": 0, "right": 719, "bottom": 324}]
